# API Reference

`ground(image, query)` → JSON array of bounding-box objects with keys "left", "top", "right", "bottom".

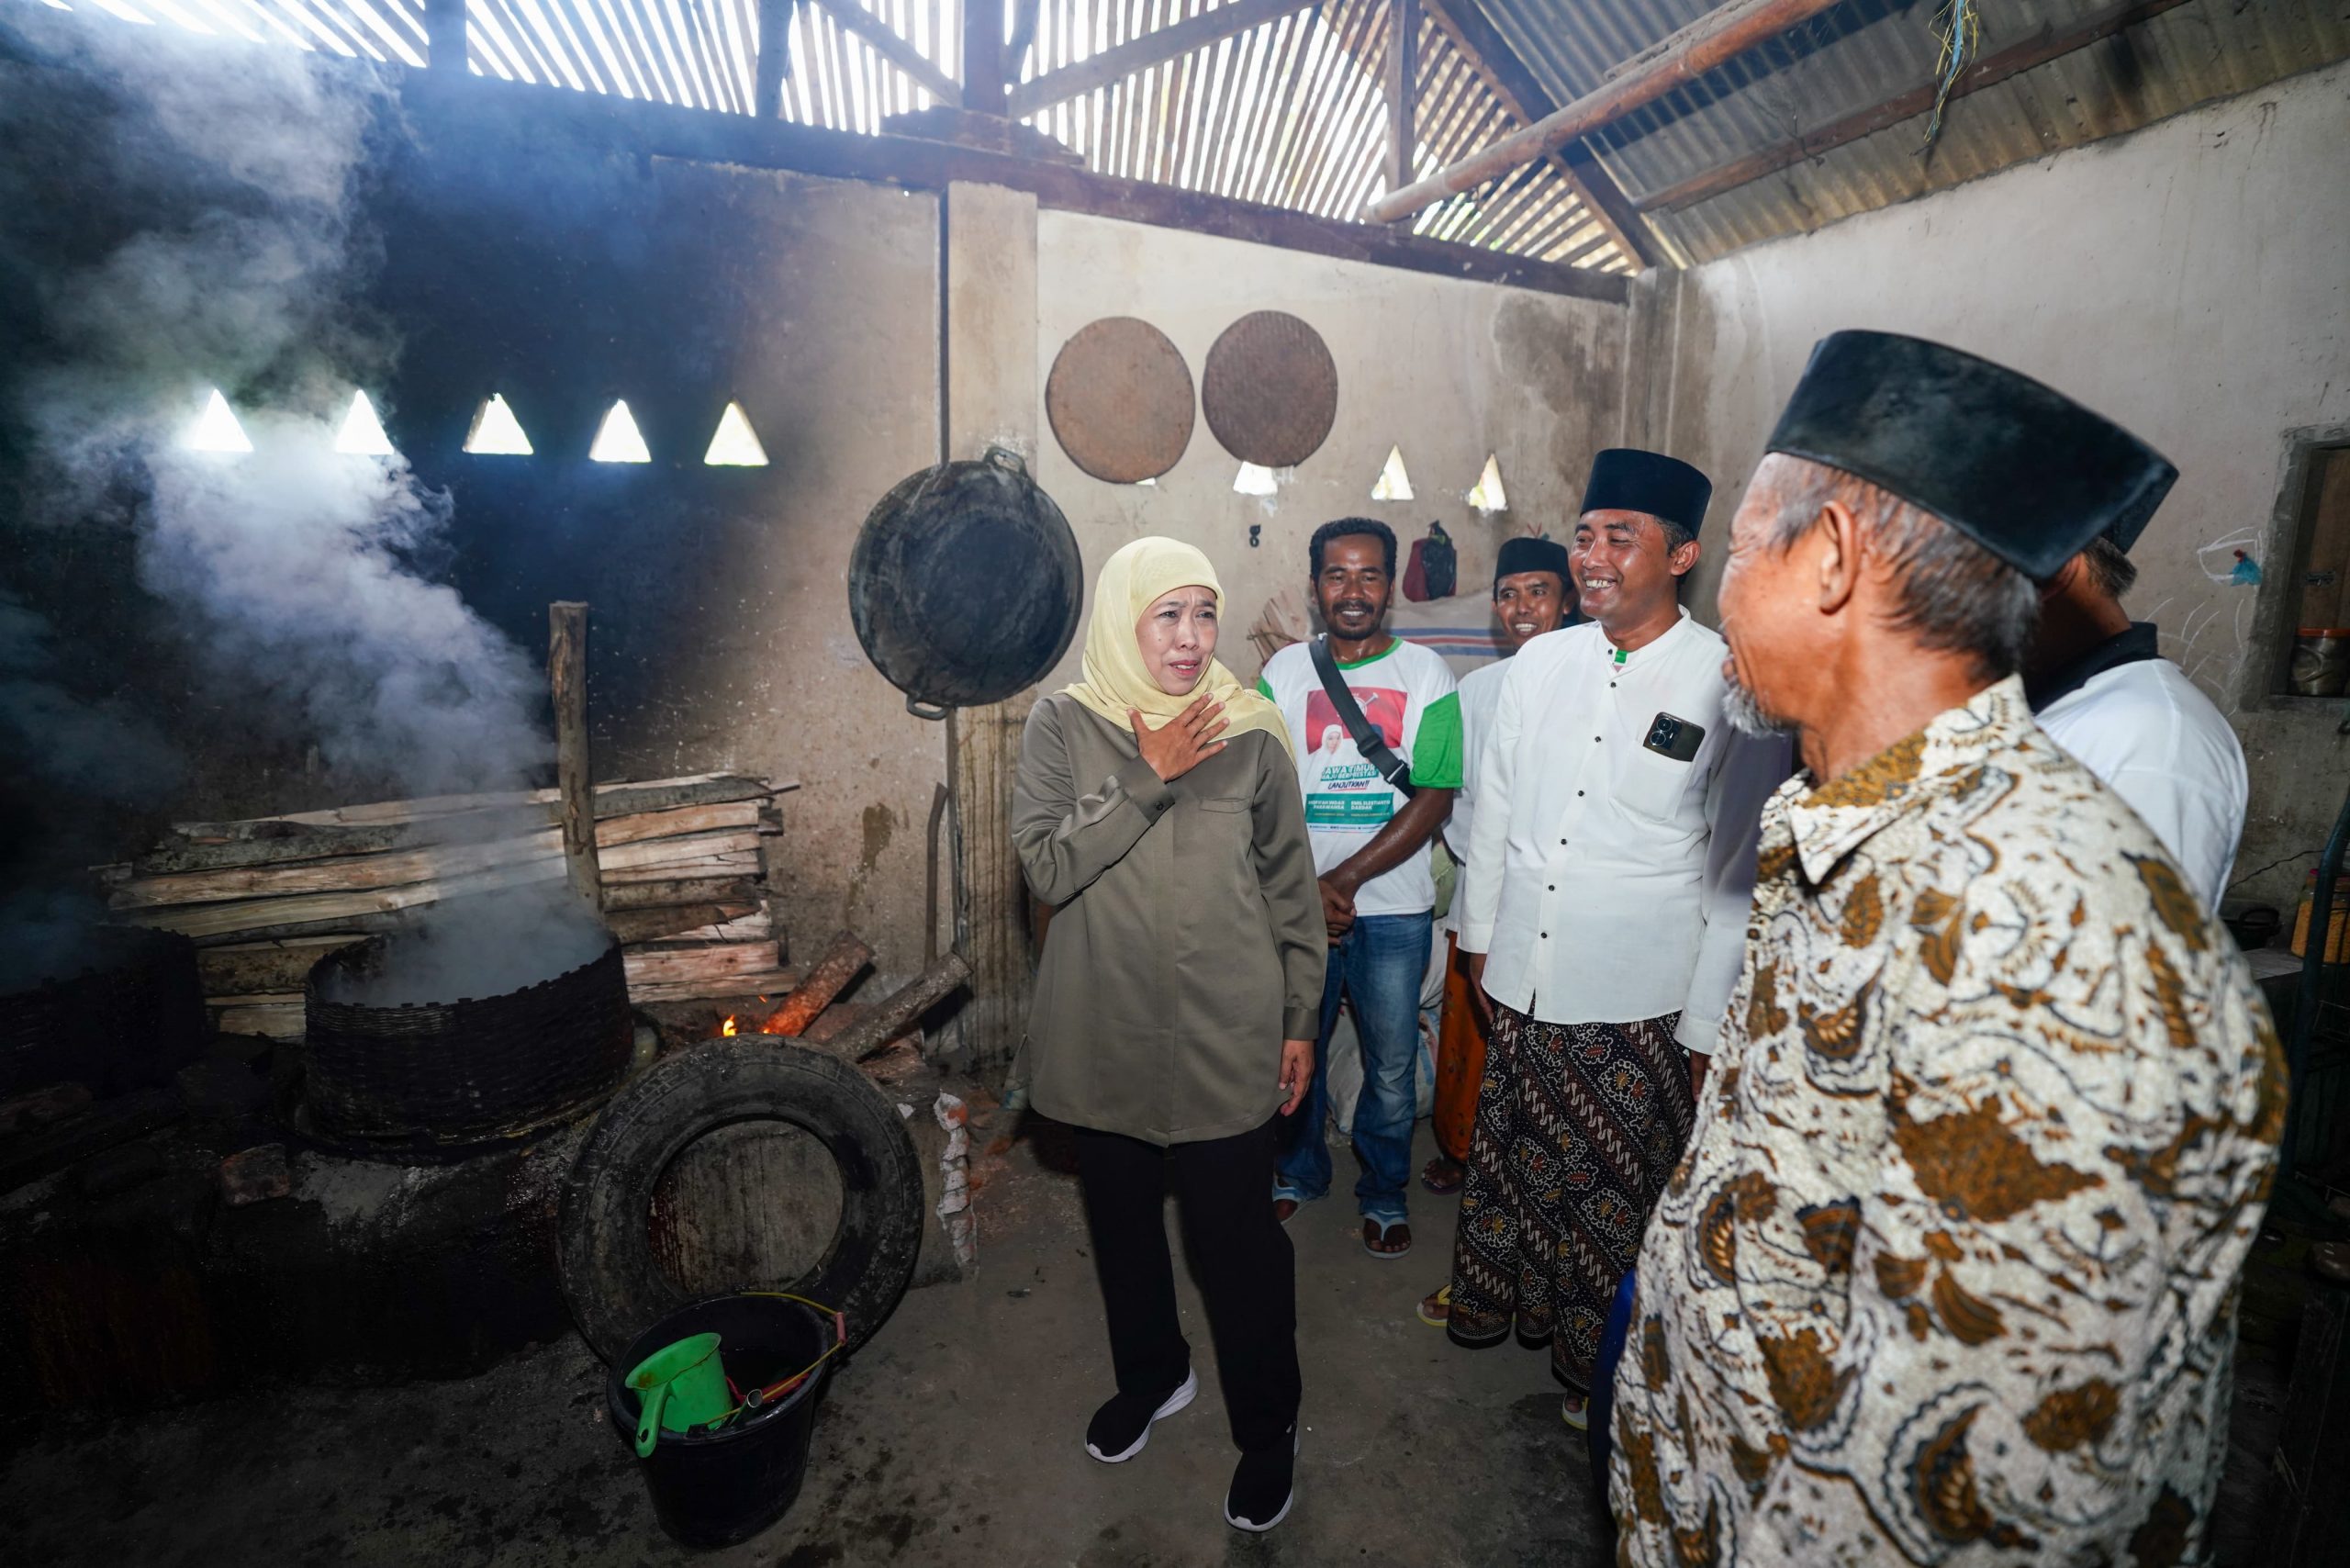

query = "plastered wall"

[
  {"left": 1629, "top": 58, "right": 2350, "bottom": 913},
  {"left": 1029, "top": 211, "right": 1632, "bottom": 687}
]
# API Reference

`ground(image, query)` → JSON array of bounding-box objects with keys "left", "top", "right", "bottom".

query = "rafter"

[
  {"left": 801, "top": 0, "right": 960, "bottom": 105},
  {"left": 1006, "top": 0, "right": 1319, "bottom": 119},
  {"left": 1415, "top": 0, "right": 1659, "bottom": 268}
]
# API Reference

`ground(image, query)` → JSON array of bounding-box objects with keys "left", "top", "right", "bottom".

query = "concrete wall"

[
  {"left": 1629, "top": 59, "right": 2350, "bottom": 913},
  {"left": 1031, "top": 210, "right": 1632, "bottom": 687}
]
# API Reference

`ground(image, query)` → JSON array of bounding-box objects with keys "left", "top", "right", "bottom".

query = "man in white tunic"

[
  {"left": 1437, "top": 450, "right": 1786, "bottom": 1428},
  {"left": 2027, "top": 532, "right": 2248, "bottom": 907},
  {"left": 1423, "top": 535, "right": 1576, "bottom": 1197},
  {"left": 1613, "top": 331, "right": 2284, "bottom": 1568}
]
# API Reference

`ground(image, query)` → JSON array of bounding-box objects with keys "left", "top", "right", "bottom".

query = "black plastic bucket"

[{"left": 606, "top": 1294, "right": 834, "bottom": 1550}]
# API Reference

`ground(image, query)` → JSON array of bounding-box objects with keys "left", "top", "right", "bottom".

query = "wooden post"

[
  {"left": 548, "top": 601, "right": 603, "bottom": 912},
  {"left": 426, "top": 0, "right": 466, "bottom": 73},
  {"left": 961, "top": 0, "right": 1008, "bottom": 115},
  {"left": 1383, "top": 0, "right": 1416, "bottom": 222},
  {"left": 755, "top": 0, "right": 790, "bottom": 120},
  {"left": 941, "top": 182, "right": 1040, "bottom": 1069}
]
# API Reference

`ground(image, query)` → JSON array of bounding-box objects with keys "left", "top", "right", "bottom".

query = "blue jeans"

[{"left": 1272, "top": 910, "right": 1431, "bottom": 1226}]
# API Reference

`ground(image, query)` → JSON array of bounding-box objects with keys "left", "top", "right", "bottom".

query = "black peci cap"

[
  {"left": 1494, "top": 536, "right": 1571, "bottom": 590},
  {"left": 1765, "top": 330, "right": 2177, "bottom": 575},
  {"left": 1581, "top": 449, "right": 1713, "bottom": 536}
]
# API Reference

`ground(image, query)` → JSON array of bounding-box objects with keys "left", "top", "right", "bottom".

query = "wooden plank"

[
  {"left": 398, "top": 71, "right": 1628, "bottom": 302},
  {"left": 112, "top": 833, "right": 564, "bottom": 912},
  {"left": 123, "top": 859, "right": 567, "bottom": 941},
  {"left": 549, "top": 601, "right": 603, "bottom": 913},
  {"left": 599, "top": 878, "right": 763, "bottom": 911},
  {"left": 622, "top": 943, "right": 785, "bottom": 986},
  {"left": 196, "top": 935, "right": 367, "bottom": 997},
  {"left": 628, "top": 969, "right": 800, "bottom": 1004},
  {"left": 1632, "top": 0, "right": 2199, "bottom": 214},
  {"left": 172, "top": 773, "right": 784, "bottom": 838},
  {"left": 599, "top": 857, "right": 762, "bottom": 885},
  {"left": 1417, "top": 0, "right": 1659, "bottom": 268},
  {"left": 1364, "top": 0, "right": 1849, "bottom": 225},
  {"left": 1008, "top": 0, "right": 1315, "bottom": 118},
  {"left": 1382, "top": 0, "right": 1415, "bottom": 218},
  {"left": 803, "top": 0, "right": 960, "bottom": 104},
  {"left": 140, "top": 799, "right": 762, "bottom": 878},
  {"left": 603, "top": 903, "right": 759, "bottom": 944},
  {"left": 214, "top": 1002, "right": 307, "bottom": 1039}
]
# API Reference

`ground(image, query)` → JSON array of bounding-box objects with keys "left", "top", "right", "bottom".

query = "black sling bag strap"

[{"left": 1306, "top": 634, "right": 1416, "bottom": 798}]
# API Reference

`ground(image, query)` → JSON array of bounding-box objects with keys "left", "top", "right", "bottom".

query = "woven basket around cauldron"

[
  {"left": 1, "top": 926, "right": 207, "bottom": 1096},
  {"left": 302, "top": 936, "right": 633, "bottom": 1147}
]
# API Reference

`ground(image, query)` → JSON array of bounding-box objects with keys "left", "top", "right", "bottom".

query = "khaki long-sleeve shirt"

[{"left": 1013, "top": 694, "right": 1325, "bottom": 1146}]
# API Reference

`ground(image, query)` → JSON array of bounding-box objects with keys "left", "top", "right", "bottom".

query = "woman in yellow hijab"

[{"left": 1013, "top": 536, "right": 1322, "bottom": 1533}]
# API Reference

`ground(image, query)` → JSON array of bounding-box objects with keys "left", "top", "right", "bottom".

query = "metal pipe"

[{"left": 1362, "top": 0, "right": 1846, "bottom": 224}]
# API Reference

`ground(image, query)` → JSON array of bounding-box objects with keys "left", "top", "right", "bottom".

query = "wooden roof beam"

[
  {"left": 1365, "top": 0, "right": 1848, "bottom": 225},
  {"left": 1634, "top": 0, "right": 2197, "bottom": 214},
  {"left": 1416, "top": 0, "right": 1661, "bottom": 269},
  {"left": 1006, "top": 0, "right": 1319, "bottom": 119},
  {"left": 801, "top": 0, "right": 961, "bottom": 105}
]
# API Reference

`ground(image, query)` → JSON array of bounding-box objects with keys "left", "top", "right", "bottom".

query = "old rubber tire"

[{"left": 558, "top": 1039, "right": 923, "bottom": 1363}]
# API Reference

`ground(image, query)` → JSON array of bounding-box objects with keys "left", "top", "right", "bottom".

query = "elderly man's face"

[{"left": 1717, "top": 457, "right": 1818, "bottom": 736}]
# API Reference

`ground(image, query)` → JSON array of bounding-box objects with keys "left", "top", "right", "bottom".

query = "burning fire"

[{"left": 720, "top": 1003, "right": 793, "bottom": 1038}]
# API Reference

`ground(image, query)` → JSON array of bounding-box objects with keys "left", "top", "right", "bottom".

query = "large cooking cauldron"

[
  {"left": 303, "top": 935, "right": 632, "bottom": 1154},
  {"left": 848, "top": 447, "right": 1081, "bottom": 718}
]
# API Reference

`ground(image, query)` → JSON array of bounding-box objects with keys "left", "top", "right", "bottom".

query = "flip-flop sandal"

[
  {"left": 1420, "top": 1159, "right": 1464, "bottom": 1195},
  {"left": 1417, "top": 1285, "right": 1451, "bottom": 1327},
  {"left": 1273, "top": 1198, "right": 1300, "bottom": 1226},
  {"left": 1362, "top": 1217, "right": 1411, "bottom": 1260},
  {"left": 1561, "top": 1394, "right": 1589, "bottom": 1431}
]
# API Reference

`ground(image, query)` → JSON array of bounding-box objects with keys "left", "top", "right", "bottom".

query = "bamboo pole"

[{"left": 1362, "top": 0, "right": 1847, "bottom": 224}]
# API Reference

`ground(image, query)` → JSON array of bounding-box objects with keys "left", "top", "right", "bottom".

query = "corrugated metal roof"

[{"left": 1465, "top": 0, "right": 2350, "bottom": 265}]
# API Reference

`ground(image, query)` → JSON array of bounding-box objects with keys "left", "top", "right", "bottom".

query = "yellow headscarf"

[{"left": 1061, "top": 537, "right": 1294, "bottom": 760}]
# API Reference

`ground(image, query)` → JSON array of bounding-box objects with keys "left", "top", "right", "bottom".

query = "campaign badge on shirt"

[{"left": 1303, "top": 687, "right": 1408, "bottom": 828}]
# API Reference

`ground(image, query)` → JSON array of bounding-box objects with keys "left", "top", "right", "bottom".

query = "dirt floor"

[{"left": 0, "top": 1103, "right": 2312, "bottom": 1568}]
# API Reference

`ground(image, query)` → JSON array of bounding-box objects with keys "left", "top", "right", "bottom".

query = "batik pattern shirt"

[{"left": 1612, "top": 677, "right": 2285, "bottom": 1568}]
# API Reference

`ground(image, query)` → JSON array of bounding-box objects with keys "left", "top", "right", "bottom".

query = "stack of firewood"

[{"left": 98, "top": 773, "right": 800, "bottom": 1036}]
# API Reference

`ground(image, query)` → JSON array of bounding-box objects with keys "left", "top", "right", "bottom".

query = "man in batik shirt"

[{"left": 1612, "top": 331, "right": 2286, "bottom": 1567}]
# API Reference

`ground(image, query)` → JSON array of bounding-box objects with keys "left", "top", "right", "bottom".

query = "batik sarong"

[{"left": 1446, "top": 1002, "right": 1695, "bottom": 1392}]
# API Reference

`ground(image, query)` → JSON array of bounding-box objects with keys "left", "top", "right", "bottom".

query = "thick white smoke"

[
  {"left": 6, "top": 16, "right": 587, "bottom": 994},
  {"left": 15, "top": 20, "right": 548, "bottom": 799}
]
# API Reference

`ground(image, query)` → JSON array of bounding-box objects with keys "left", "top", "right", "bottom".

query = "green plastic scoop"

[{"left": 625, "top": 1332, "right": 730, "bottom": 1457}]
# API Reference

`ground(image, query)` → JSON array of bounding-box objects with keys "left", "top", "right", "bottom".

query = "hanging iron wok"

[{"left": 848, "top": 447, "right": 1082, "bottom": 719}]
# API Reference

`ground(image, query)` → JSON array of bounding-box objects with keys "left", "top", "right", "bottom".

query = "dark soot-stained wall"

[{"left": 1, "top": 52, "right": 949, "bottom": 969}]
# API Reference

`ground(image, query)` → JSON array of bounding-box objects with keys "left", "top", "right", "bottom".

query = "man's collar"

[
  {"left": 1598, "top": 605, "right": 1691, "bottom": 666},
  {"left": 1780, "top": 675, "right": 2032, "bottom": 886},
  {"left": 2025, "top": 621, "right": 2161, "bottom": 710}
]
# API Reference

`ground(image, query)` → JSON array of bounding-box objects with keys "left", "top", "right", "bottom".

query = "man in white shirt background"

[
  {"left": 1258, "top": 519, "right": 1462, "bottom": 1259},
  {"left": 2026, "top": 528, "right": 2248, "bottom": 908},
  {"left": 1423, "top": 536, "right": 1575, "bottom": 1199},
  {"left": 1427, "top": 450, "right": 1786, "bottom": 1430}
]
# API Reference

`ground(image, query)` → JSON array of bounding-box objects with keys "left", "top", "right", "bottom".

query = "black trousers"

[{"left": 1072, "top": 1117, "right": 1302, "bottom": 1454}]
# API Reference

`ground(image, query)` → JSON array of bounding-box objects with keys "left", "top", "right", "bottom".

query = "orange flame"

[{"left": 720, "top": 1014, "right": 738, "bottom": 1036}]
